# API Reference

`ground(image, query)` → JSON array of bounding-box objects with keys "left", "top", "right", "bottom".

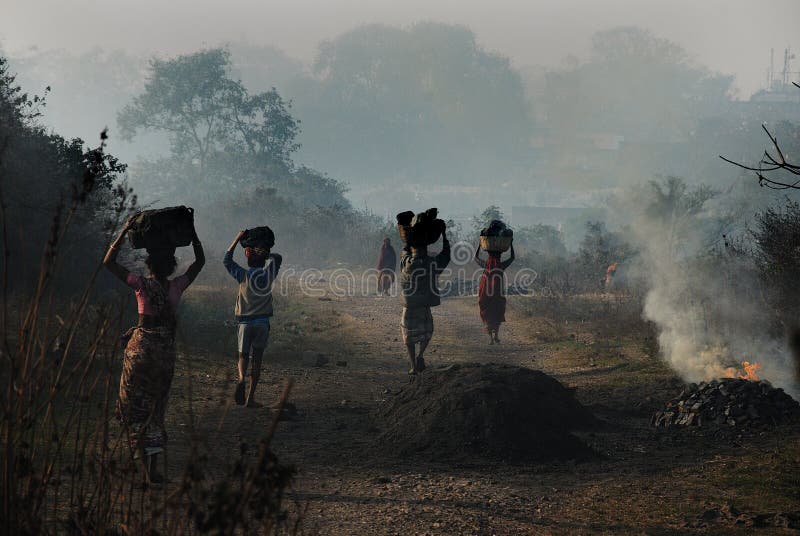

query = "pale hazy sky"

[{"left": 2, "top": 0, "right": 799, "bottom": 97}]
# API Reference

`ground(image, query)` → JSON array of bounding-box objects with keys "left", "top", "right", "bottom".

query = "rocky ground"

[{"left": 166, "top": 282, "right": 800, "bottom": 535}]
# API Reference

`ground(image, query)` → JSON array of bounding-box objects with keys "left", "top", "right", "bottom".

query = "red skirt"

[{"left": 479, "top": 294, "right": 506, "bottom": 332}]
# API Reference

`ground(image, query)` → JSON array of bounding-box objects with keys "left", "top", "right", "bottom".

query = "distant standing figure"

[
  {"left": 475, "top": 242, "right": 514, "bottom": 344},
  {"left": 103, "top": 214, "right": 205, "bottom": 484},
  {"left": 224, "top": 230, "right": 282, "bottom": 408},
  {"left": 605, "top": 262, "right": 618, "bottom": 290},
  {"left": 376, "top": 237, "right": 397, "bottom": 295}
]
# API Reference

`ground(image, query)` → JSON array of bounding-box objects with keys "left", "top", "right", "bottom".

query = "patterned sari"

[{"left": 117, "top": 277, "right": 177, "bottom": 456}]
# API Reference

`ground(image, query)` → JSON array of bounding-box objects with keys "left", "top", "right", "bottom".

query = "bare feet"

[
  {"left": 234, "top": 381, "right": 246, "bottom": 406},
  {"left": 149, "top": 469, "right": 164, "bottom": 485}
]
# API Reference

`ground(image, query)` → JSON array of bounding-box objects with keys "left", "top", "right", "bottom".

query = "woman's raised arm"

[
  {"left": 103, "top": 216, "right": 134, "bottom": 283},
  {"left": 183, "top": 229, "right": 205, "bottom": 284},
  {"left": 501, "top": 243, "right": 515, "bottom": 270}
]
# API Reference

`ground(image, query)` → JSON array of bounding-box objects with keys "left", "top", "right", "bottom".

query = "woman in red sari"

[{"left": 475, "top": 242, "right": 515, "bottom": 344}]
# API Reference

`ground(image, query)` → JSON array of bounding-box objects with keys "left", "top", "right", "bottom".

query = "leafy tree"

[
  {"left": 118, "top": 48, "right": 350, "bottom": 211},
  {"left": 515, "top": 224, "right": 567, "bottom": 258},
  {"left": 230, "top": 88, "right": 300, "bottom": 168},
  {"left": 545, "top": 27, "right": 732, "bottom": 140},
  {"left": 578, "top": 221, "right": 632, "bottom": 280},
  {"left": 541, "top": 27, "right": 733, "bottom": 188},
  {"left": 118, "top": 49, "right": 300, "bottom": 180},
  {"left": 118, "top": 49, "right": 242, "bottom": 174},
  {"left": 472, "top": 205, "right": 505, "bottom": 234},
  {"left": 751, "top": 200, "right": 800, "bottom": 320},
  {"left": 0, "top": 56, "right": 47, "bottom": 127},
  {"left": 642, "top": 176, "right": 717, "bottom": 259},
  {"left": 0, "top": 56, "right": 130, "bottom": 292},
  {"left": 227, "top": 42, "right": 304, "bottom": 95},
  {"left": 290, "top": 23, "right": 533, "bottom": 186}
]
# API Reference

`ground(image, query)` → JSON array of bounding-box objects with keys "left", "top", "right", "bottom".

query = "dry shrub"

[{"left": 0, "top": 136, "right": 299, "bottom": 535}]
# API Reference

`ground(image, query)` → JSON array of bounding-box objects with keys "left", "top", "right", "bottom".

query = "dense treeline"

[
  {"left": 4, "top": 24, "right": 800, "bottom": 272},
  {"left": 10, "top": 24, "right": 796, "bottom": 203},
  {"left": 0, "top": 56, "right": 130, "bottom": 295},
  {"left": 116, "top": 48, "right": 391, "bottom": 269}
]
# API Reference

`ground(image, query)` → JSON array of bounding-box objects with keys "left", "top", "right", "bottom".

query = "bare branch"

[{"left": 720, "top": 89, "right": 800, "bottom": 189}]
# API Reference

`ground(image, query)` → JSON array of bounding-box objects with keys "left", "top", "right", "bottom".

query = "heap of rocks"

[{"left": 652, "top": 378, "right": 800, "bottom": 428}]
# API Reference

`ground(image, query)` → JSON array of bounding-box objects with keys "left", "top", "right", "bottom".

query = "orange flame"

[{"left": 723, "top": 361, "right": 762, "bottom": 381}]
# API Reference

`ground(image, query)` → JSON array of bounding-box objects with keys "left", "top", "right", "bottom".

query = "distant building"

[{"left": 738, "top": 47, "right": 800, "bottom": 121}]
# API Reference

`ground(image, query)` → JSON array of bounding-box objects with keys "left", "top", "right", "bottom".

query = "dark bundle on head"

[
  {"left": 128, "top": 206, "right": 195, "bottom": 250},
  {"left": 145, "top": 247, "right": 177, "bottom": 279},
  {"left": 479, "top": 219, "right": 513, "bottom": 254},
  {"left": 480, "top": 219, "right": 513, "bottom": 238},
  {"left": 241, "top": 226, "right": 274, "bottom": 268},
  {"left": 397, "top": 208, "right": 445, "bottom": 247},
  {"left": 241, "top": 226, "right": 275, "bottom": 250}
]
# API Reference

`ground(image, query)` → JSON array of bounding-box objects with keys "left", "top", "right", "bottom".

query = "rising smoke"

[{"left": 622, "top": 180, "right": 799, "bottom": 396}]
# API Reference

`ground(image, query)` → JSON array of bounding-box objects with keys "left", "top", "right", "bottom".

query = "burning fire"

[{"left": 724, "top": 361, "right": 762, "bottom": 381}]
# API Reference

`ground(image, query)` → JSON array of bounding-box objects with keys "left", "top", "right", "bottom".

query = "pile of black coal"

[
  {"left": 376, "top": 363, "right": 599, "bottom": 462},
  {"left": 652, "top": 378, "right": 800, "bottom": 428}
]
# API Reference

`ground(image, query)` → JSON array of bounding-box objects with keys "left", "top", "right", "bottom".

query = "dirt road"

[{"left": 171, "top": 284, "right": 800, "bottom": 535}]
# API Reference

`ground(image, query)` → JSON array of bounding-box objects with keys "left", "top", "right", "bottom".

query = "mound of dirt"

[
  {"left": 375, "top": 363, "right": 598, "bottom": 462},
  {"left": 652, "top": 378, "right": 800, "bottom": 428}
]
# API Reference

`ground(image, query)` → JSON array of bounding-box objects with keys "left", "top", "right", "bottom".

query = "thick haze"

[
  {"left": 2, "top": 0, "right": 798, "bottom": 98},
  {"left": 4, "top": 0, "right": 800, "bottom": 391}
]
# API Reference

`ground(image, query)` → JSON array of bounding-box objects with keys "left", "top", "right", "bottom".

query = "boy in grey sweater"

[{"left": 224, "top": 230, "right": 282, "bottom": 407}]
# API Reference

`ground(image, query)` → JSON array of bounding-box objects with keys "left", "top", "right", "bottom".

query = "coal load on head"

[
  {"left": 376, "top": 363, "right": 598, "bottom": 462},
  {"left": 651, "top": 379, "right": 800, "bottom": 428},
  {"left": 127, "top": 206, "right": 195, "bottom": 250},
  {"left": 396, "top": 208, "right": 445, "bottom": 247},
  {"left": 240, "top": 226, "right": 275, "bottom": 249},
  {"left": 479, "top": 219, "right": 513, "bottom": 253}
]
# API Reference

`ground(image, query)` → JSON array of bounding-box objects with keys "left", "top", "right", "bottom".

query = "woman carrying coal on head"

[
  {"left": 475, "top": 241, "right": 514, "bottom": 344},
  {"left": 398, "top": 209, "right": 450, "bottom": 375},
  {"left": 102, "top": 214, "right": 205, "bottom": 484}
]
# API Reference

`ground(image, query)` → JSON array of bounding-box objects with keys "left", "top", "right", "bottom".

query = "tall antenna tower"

[
  {"left": 768, "top": 48, "right": 774, "bottom": 89},
  {"left": 765, "top": 47, "right": 798, "bottom": 91}
]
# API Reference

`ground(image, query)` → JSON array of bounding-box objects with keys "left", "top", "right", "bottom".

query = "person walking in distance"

[
  {"left": 475, "top": 241, "right": 514, "bottom": 344},
  {"left": 376, "top": 237, "right": 397, "bottom": 296}
]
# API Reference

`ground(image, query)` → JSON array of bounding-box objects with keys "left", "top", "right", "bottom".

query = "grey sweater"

[{"left": 223, "top": 251, "right": 282, "bottom": 321}]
